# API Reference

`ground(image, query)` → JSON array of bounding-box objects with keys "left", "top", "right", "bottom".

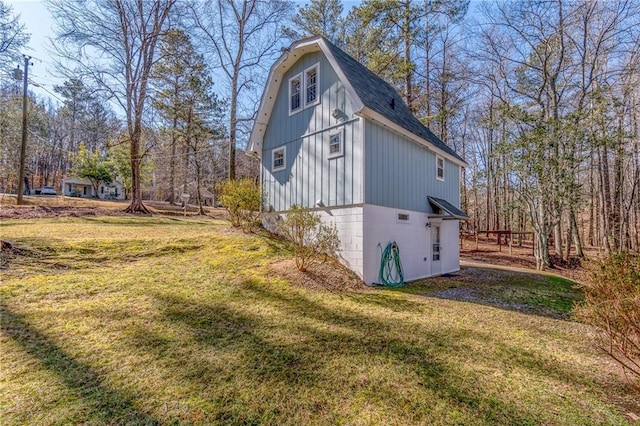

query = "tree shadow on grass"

[
  {"left": 153, "top": 292, "right": 320, "bottom": 385},
  {"left": 135, "top": 292, "right": 322, "bottom": 424},
  {"left": 143, "top": 285, "right": 549, "bottom": 425},
  {"left": 341, "top": 290, "right": 427, "bottom": 313},
  {"left": 238, "top": 280, "right": 600, "bottom": 384},
  {"left": 0, "top": 302, "right": 160, "bottom": 425}
]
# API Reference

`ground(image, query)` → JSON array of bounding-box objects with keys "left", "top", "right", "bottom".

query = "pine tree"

[
  {"left": 152, "top": 28, "right": 225, "bottom": 212},
  {"left": 285, "top": 0, "right": 344, "bottom": 44}
]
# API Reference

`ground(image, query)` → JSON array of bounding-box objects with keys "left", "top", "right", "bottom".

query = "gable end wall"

[{"left": 262, "top": 51, "right": 363, "bottom": 211}]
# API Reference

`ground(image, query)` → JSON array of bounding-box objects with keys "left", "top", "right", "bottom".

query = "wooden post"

[
  {"left": 16, "top": 56, "right": 31, "bottom": 205},
  {"left": 509, "top": 231, "right": 513, "bottom": 255},
  {"left": 181, "top": 193, "right": 190, "bottom": 217},
  {"left": 532, "top": 235, "right": 535, "bottom": 256}
]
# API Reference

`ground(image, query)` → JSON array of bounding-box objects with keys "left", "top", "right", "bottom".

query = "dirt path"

[{"left": 0, "top": 197, "right": 229, "bottom": 220}]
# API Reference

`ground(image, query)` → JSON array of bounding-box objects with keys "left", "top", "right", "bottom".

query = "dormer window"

[
  {"left": 289, "top": 73, "right": 302, "bottom": 114},
  {"left": 436, "top": 155, "right": 445, "bottom": 181},
  {"left": 304, "top": 64, "right": 319, "bottom": 107}
]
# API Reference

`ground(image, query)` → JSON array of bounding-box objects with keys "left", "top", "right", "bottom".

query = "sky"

[
  {"left": 7, "top": 0, "right": 472, "bottom": 105},
  {"left": 8, "top": 0, "right": 64, "bottom": 102},
  {"left": 6, "top": 0, "right": 362, "bottom": 106},
  {"left": 7, "top": 0, "right": 323, "bottom": 104}
]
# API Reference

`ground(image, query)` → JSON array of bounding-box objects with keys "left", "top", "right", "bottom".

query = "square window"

[
  {"left": 272, "top": 147, "right": 286, "bottom": 171},
  {"left": 436, "top": 155, "right": 445, "bottom": 181},
  {"left": 289, "top": 74, "right": 302, "bottom": 114},
  {"left": 328, "top": 131, "right": 343, "bottom": 158}
]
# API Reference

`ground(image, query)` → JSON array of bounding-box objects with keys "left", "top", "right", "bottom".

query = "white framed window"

[
  {"left": 272, "top": 146, "right": 286, "bottom": 171},
  {"left": 328, "top": 130, "right": 343, "bottom": 158},
  {"left": 304, "top": 63, "right": 319, "bottom": 107},
  {"left": 432, "top": 225, "right": 441, "bottom": 261},
  {"left": 436, "top": 155, "right": 445, "bottom": 181},
  {"left": 289, "top": 73, "right": 302, "bottom": 114}
]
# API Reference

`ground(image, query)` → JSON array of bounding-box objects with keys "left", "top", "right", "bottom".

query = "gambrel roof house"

[{"left": 249, "top": 36, "right": 468, "bottom": 285}]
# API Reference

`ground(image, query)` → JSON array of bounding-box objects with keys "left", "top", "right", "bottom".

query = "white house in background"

[
  {"left": 248, "top": 36, "right": 468, "bottom": 285},
  {"left": 62, "top": 177, "right": 126, "bottom": 200},
  {"left": 174, "top": 182, "right": 216, "bottom": 206}
]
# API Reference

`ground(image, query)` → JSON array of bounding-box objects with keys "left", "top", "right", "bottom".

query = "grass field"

[{"left": 0, "top": 216, "right": 636, "bottom": 425}]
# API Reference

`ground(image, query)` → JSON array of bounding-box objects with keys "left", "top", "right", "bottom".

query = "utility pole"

[{"left": 16, "top": 55, "right": 31, "bottom": 205}]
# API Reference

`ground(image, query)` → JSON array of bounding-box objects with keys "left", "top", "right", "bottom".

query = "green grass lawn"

[
  {"left": 0, "top": 217, "right": 635, "bottom": 425},
  {"left": 404, "top": 268, "right": 583, "bottom": 319}
]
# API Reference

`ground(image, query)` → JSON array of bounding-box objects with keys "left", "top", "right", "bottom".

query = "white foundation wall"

[
  {"left": 263, "top": 204, "right": 460, "bottom": 285},
  {"left": 316, "top": 206, "right": 364, "bottom": 278},
  {"left": 361, "top": 204, "right": 460, "bottom": 285},
  {"left": 263, "top": 206, "right": 365, "bottom": 279}
]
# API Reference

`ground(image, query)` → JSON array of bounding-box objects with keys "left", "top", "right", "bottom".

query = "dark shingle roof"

[
  {"left": 428, "top": 196, "right": 469, "bottom": 219},
  {"left": 323, "top": 39, "right": 464, "bottom": 163}
]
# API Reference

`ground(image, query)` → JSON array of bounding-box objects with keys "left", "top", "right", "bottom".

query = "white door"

[{"left": 431, "top": 224, "right": 441, "bottom": 275}]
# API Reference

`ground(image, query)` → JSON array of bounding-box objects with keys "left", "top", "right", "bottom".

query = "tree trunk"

[
  {"left": 599, "top": 144, "right": 613, "bottom": 252},
  {"left": 564, "top": 214, "right": 572, "bottom": 262},
  {"left": 229, "top": 73, "right": 238, "bottom": 180},
  {"left": 424, "top": 0, "right": 431, "bottom": 124},
  {"left": 612, "top": 132, "right": 624, "bottom": 250},
  {"left": 125, "top": 126, "right": 150, "bottom": 214},
  {"left": 195, "top": 155, "right": 204, "bottom": 215},
  {"left": 168, "top": 116, "right": 177, "bottom": 204},
  {"left": 528, "top": 196, "right": 551, "bottom": 270},
  {"left": 402, "top": 0, "right": 413, "bottom": 112},
  {"left": 634, "top": 133, "right": 640, "bottom": 251},
  {"left": 588, "top": 150, "right": 595, "bottom": 246},
  {"left": 533, "top": 225, "right": 550, "bottom": 270},
  {"left": 570, "top": 208, "right": 584, "bottom": 258}
]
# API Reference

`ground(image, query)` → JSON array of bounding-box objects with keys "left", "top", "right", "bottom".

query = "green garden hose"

[{"left": 379, "top": 241, "right": 405, "bottom": 287}]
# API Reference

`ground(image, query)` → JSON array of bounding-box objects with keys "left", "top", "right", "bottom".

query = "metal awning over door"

[{"left": 427, "top": 196, "right": 469, "bottom": 220}]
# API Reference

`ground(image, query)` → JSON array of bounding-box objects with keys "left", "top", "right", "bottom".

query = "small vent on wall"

[{"left": 397, "top": 213, "right": 409, "bottom": 221}]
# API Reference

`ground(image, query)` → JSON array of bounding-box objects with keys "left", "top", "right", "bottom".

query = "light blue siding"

[
  {"left": 262, "top": 51, "right": 363, "bottom": 211},
  {"left": 263, "top": 51, "right": 355, "bottom": 151},
  {"left": 261, "top": 51, "right": 461, "bottom": 214},
  {"left": 262, "top": 120, "right": 362, "bottom": 211},
  {"left": 364, "top": 120, "right": 461, "bottom": 212}
]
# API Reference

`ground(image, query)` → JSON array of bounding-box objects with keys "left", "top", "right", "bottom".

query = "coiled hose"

[{"left": 379, "top": 241, "right": 404, "bottom": 287}]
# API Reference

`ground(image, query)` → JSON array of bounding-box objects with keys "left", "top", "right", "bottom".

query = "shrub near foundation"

[
  {"left": 217, "top": 179, "right": 261, "bottom": 232},
  {"left": 278, "top": 205, "right": 340, "bottom": 271},
  {"left": 575, "top": 252, "right": 640, "bottom": 392}
]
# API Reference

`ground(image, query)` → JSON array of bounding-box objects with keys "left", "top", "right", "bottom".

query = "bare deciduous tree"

[
  {"left": 191, "top": 0, "right": 291, "bottom": 180},
  {"left": 49, "top": 0, "right": 176, "bottom": 213}
]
